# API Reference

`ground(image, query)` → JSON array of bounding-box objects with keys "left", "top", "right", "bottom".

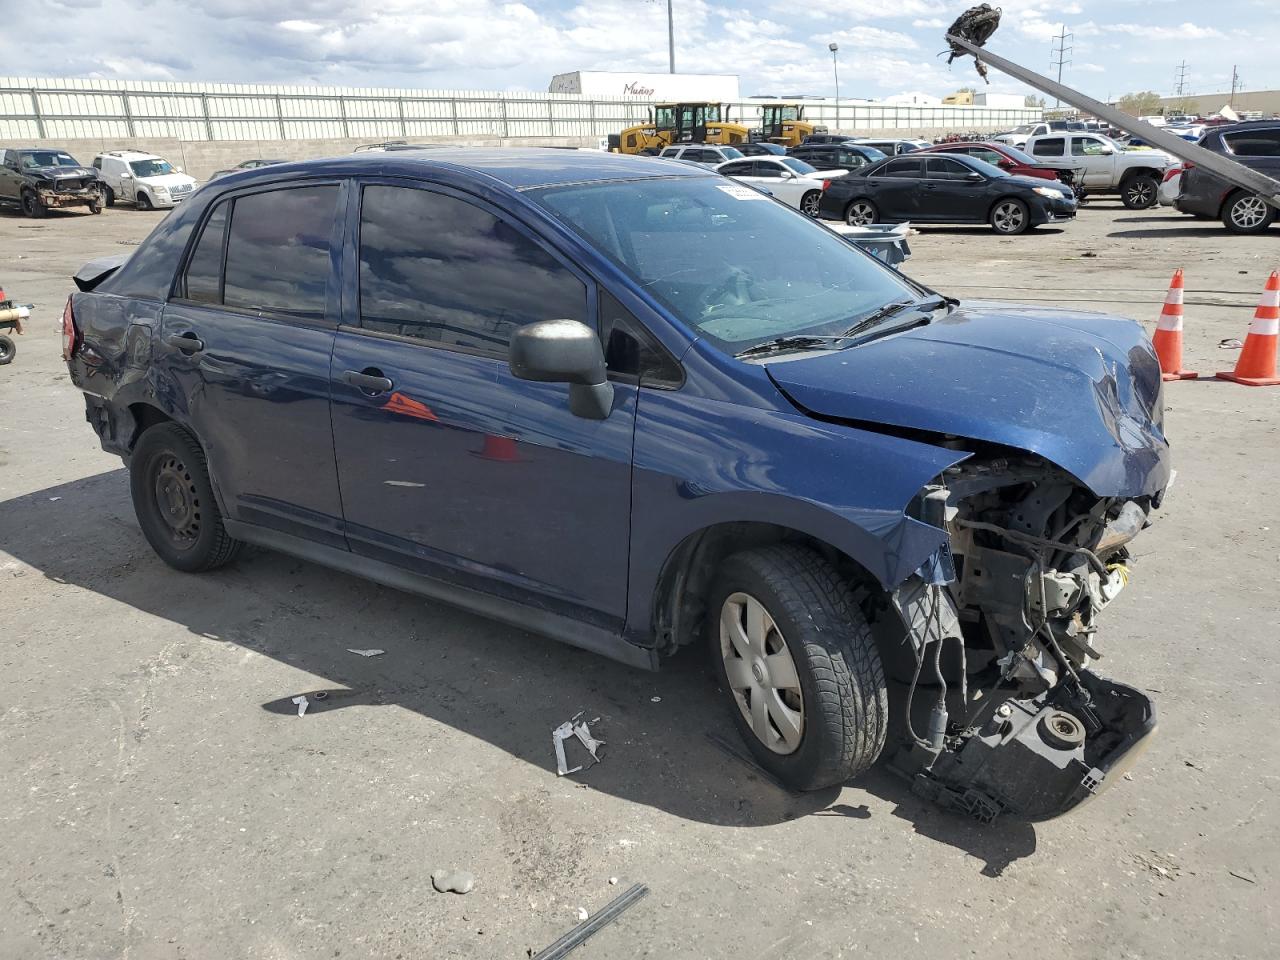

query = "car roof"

[{"left": 212, "top": 148, "right": 713, "bottom": 190}]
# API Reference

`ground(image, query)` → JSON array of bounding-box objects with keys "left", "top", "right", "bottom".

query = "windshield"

[
  {"left": 530, "top": 176, "right": 917, "bottom": 353},
  {"left": 964, "top": 156, "right": 1011, "bottom": 178},
  {"left": 857, "top": 146, "right": 888, "bottom": 161},
  {"left": 718, "top": 147, "right": 744, "bottom": 160},
  {"left": 1010, "top": 124, "right": 1034, "bottom": 135},
  {"left": 130, "top": 158, "right": 175, "bottom": 177},
  {"left": 19, "top": 151, "right": 79, "bottom": 169},
  {"left": 781, "top": 106, "right": 799, "bottom": 121},
  {"left": 780, "top": 157, "right": 817, "bottom": 175}
]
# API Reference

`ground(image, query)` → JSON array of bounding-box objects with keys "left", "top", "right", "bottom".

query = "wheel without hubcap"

[
  {"left": 152, "top": 454, "right": 202, "bottom": 550},
  {"left": 21, "top": 192, "right": 46, "bottom": 218},
  {"left": 719, "top": 591, "right": 805, "bottom": 754}
]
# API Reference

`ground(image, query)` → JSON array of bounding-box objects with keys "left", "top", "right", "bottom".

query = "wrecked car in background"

[
  {"left": 0, "top": 147, "right": 103, "bottom": 217},
  {"left": 63, "top": 149, "right": 1169, "bottom": 822}
]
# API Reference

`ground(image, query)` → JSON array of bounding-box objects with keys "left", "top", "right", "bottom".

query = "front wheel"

[
  {"left": 21, "top": 191, "right": 46, "bottom": 219},
  {"left": 990, "top": 198, "right": 1030, "bottom": 235},
  {"left": 89, "top": 200, "right": 103, "bottom": 215},
  {"left": 1221, "top": 191, "right": 1275, "bottom": 234},
  {"left": 0, "top": 334, "right": 14, "bottom": 365},
  {"left": 800, "top": 190, "right": 821, "bottom": 218},
  {"left": 130, "top": 423, "right": 243, "bottom": 572},
  {"left": 103, "top": 185, "right": 116, "bottom": 207},
  {"left": 136, "top": 192, "right": 153, "bottom": 211},
  {"left": 844, "top": 199, "right": 878, "bottom": 226},
  {"left": 1121, "top": 174, "right": 1159, "bottom": 209},
  {"left": 708, "top": 544, "right": 888, "bottom": 791}
]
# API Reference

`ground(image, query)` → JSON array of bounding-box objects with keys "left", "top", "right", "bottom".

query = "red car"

[{"left": 919, "top": 141, "right": 1078, "bottom": 193}]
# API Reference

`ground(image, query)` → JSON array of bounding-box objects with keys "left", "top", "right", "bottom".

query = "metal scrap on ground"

[
  {"left": 530, "top": 883, "right": 649, "bottom": 960},
  {"left": 552, "top": 713, "right": 605, "bottom": 776}
]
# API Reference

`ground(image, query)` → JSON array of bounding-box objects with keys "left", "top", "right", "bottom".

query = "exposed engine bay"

[{"left": 882, "top": 452, "right": 1160, "bottom": 821}]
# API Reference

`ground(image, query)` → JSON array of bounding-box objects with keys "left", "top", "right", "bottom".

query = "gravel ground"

[{"left": 1, "top": 197, "right": 1277, "bottom": 960}]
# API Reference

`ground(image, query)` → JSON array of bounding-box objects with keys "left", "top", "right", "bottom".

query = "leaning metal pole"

[{"left": 946, "top": 32, "right": 1280, "bottom": 208}]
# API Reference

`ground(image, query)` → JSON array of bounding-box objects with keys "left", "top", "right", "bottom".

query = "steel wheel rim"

[
  {"left": 719, "top": 592, "right": 804, "bottom": 755},
  {"left": 153, "top": 454, "right": 200, "bottom": 548},
  {"left": 846, "top": 202, "right": 874, "bottom": 226},
  {"left": 994, "top": 202, "right": 1024, "bottom": 232},
  {"left": 801, "top": 193, "right": 820, "bottom": 217},
  {"left": 1232, "top": 196, "right": 1267, "bottom": 228},
  {"left": 1127, "top": 181, "right": 1154, "bottom": 206}
]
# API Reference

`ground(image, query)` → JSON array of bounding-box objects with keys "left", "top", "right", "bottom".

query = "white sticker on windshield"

[{"left": 717, "top": 184, "right": 767, "bottom": 201}]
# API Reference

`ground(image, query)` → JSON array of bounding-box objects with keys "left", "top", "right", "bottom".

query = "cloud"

[
  {"left": 912, "top": 18, "right": 945, "bottom": 28},
  {"left": 1105, "top": 22, "right": 1224, "bottom": 40},
  {"left": 820, "top": 27, "right": 918, "bottom": 51}
]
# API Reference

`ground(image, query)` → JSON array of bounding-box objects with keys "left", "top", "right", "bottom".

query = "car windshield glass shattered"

[
  {"left": 130, "top": 159, "right": 175, "bottom": 177},
  {"left": 530, "top": 176, "right": 918, "bottom": 353},
  {"left": 21, "top": 152, "right": 79, "bottom": 169}
]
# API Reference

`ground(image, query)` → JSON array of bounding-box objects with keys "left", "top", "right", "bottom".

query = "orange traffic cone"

[
  {"left": 1152, "top": 269, "right": 1197, "bottom": 381},
  {"left": 1218, "top": 271, "right": 1280, "bottom": 387}
]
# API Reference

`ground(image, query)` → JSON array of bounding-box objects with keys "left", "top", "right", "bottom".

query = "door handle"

[
  {"left": 165, "top": 331, "right": 204, "bottom": 354},
  {"left": 342, "top": 368, "right": 394, "bottom": 396}
]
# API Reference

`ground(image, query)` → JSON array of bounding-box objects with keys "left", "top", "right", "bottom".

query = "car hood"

[
  {"left": 25, "top": 166, "right": 96, "bottom": 179},
  {"left": 1002, "top": 173, "right": 1069, "bottom": 192},
  {"left": 763, "top": 301, "right": 1170, "bottom": 499},
  {"left": 140, "top": 173, "right": 197, "bottom": 188}
]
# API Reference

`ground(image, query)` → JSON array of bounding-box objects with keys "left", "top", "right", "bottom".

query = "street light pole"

[
  {"left": 667, "top": 0, "right": 676, "bottom": 74},
  {"left": 829, "top": 42, "right": 840, "bottom": 132}
]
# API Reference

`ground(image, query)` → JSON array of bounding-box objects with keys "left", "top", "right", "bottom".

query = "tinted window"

[
  {"left": 878, "top": 159, "right": 923, "bottom": 178},
  {"left": 1032, "top": 138, "right": 1066, "bottom": 157},
  {"left": 358, "top": 185, "right": 588, "bottom": 356},
  {"left": 925, "top": 157, "right": 969, "bottom": 179},
  {"left": 719, "top": 161, "right": 753, "bottom": 176},
  {"left": 660, "top": 148, "right": 679, "bottom": 157},
  {"left": 752, "top": 161, "right": 783, "bottom": 178},
  {"left": 836, "top": 150, "right": 865, "bottom": 167},
  {"left": 182, "top": 201, "right": 229, "bottom": 303},
  {"left": 220, "top": 186, "right": 337, "bottom": 319},
  {"left": 1071, "top": 137, "right": 1109, "bottom": 156},
  {"left": 1224, "top": 130, "right": 1280, "bottom": 157},
  {"left": 780, "top": 157, "right": 817, "bottom": 175}
]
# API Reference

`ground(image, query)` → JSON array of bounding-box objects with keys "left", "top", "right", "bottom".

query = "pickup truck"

[{"left": 1024, "top": 132, "right": 1175, "bottom": 208}]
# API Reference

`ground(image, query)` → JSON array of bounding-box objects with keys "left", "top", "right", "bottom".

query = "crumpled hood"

[
  {"left": 765, "top": 301, "right": 1171, "bottom": 499},
  {"left": 26, "top": 166, "right": 96, "bottom": 180}
]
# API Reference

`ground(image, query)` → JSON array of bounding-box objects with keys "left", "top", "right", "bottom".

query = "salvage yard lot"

[{"left": 1, "top": 200, "right": 1277, "bottom": 959}]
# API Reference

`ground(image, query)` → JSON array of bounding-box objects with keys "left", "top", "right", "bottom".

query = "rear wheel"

[
  {"left": 844, "top": 199, "right": 878, "bottom": 226},
  {"left": 130, "top": 423, "right": 243, "bottom": 572},
  {"left": 1121, "top": 173, "right": 1159, "bottom": 209},
  {"left": 990, "top": 198, "right": 1029, "bottom": 235},
  {"left": 1221, "top": 191, "right": 1275, "bottom": 234},
  {"left": 21, "top": 191, "right": 46, "bottom": 219},
  {"left": 800, "top": 190, "right": 821, "bottom": 218},
  {"left": 0, "top": 334, "right": 14, "bottom": 365},
  {"left": 707, "top": 544, "right": 888, "bottom": 791}
]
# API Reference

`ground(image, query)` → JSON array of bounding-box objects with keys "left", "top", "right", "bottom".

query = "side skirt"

[{"left": 222, "top": 519, "right": 659, "bottom": 672}]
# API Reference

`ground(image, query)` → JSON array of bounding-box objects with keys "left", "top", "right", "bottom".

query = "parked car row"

[{"left": 0, "top": 146, "right": 200, "bottom": 217}]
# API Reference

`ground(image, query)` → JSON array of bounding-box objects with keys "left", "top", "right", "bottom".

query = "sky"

[{"left": 14, "top": 0, "right": 1273, "bottom": 102}]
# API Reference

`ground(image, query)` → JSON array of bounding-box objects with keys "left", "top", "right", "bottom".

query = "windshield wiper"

[
  {"left": 839, "top": 296, "right": 952, "bottom": 341},
  {"left": 735, "top": 334, "right": 847, "bottom": 358}
]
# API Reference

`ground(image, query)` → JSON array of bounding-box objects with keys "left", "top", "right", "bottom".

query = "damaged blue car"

[{"left": 64, "top": 150, "right": 1169, "bottom": 820}]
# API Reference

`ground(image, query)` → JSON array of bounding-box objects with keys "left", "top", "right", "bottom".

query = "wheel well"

[
  {"left": 650, "top": 522, "right": 883, "bottom": 657},
  {"left": 1120, "top": 167, "right": 1161, "bottom": 184},
  {"left": 127, "top": 402, "right": 173, "bottom": 450}
]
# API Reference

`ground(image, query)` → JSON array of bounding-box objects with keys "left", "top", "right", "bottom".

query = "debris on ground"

[
  {"left": 1220, "top": 338, "right": 1244, "bottom": 349},
  {"left": 291, "top": 695, "right": 309, "bottom": 717},
  {"left": 347, "top": 648, "right": 385, "bottom": 657},
  {"left": 1132, "top": 850, "right": 1182, "bottom": 881},
  {"left": 1228, "top": 870, "right": 1256, "bottom": 884},
  {"left": 530, "top": 883, "right": 649, "bottom": 960},
  {"left": 552, "top": 713, "right": 605, "bottom": 776},
  {"left": 649, "top": 696, "right": 661, "bottom": 703},
  {"left": 431, "top": 869, "right": 474, "bottom": 894},
  {"left": 575, "top": 907, "right": 588, "bottom": 921}
]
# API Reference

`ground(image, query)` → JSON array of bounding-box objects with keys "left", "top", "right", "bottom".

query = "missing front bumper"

[{"left": 892, "top": 671, "right": 1156, "bottom": 822}]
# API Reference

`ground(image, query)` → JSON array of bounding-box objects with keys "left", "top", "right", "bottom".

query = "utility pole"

[
  {"left": 1049, "top": 25, "right": 1072, "bottom": 108},
  {"left": 1174, "top": 60, "right": 1189, "bottom": 97},
  {"left": 1230, "top": 65, "right": 1241, "bottom": 108},
  {"left": 667, "top": 0, "right": 675, "bottom": 74}
]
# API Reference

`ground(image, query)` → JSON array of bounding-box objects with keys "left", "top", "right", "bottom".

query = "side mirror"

[
  {"left": 782, "top": 170, "right": 797, "bottom": 179},
  {"left": 509, "top": 319, "right": 614, "bottom": 420},
  {"left": 964, "top": 171, "right": 985, "bottom": 182},
  {"left": 998, "top": 160, "right": 1015, "bottom": 169},
  {"left": 120, "top": 172, "right": 133, "bottom": 180}
]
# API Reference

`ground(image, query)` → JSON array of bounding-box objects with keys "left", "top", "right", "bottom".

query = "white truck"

[
  {"left": 91, "top": 151, "right": 198, "bottom": 210},
  {"left": 1023, "top": 132, "right": 1175, "bottom": 208}
]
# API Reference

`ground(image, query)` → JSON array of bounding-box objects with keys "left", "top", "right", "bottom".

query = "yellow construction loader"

[
  {"left": 609, "top": 103, "right": 751, "bottom": 154},
  {"left": 757, "top": 103, "right": 827, "bottom": 147}
]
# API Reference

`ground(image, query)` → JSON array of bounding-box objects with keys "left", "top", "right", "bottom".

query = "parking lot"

[{"left": 1, "top": 198, "right": 1277, "bottom": 959}]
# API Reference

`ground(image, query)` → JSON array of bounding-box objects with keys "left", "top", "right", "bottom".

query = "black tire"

[
  {"left": 104, "top": 185, "right": 116, "bottom": 208},
  {"left": 130, "top": 423, "right": 243, "bottom": 572},
  {"left": 707, "top": 544, "right": 888, "bottom": 791},
  {"left": 0, "top": 334, "right": 14, "bottom": 365},
  {"left": 136, "top": 191, "right": 153, "bottom": 211},
  {"left": 89, "top": 200, "right": 103, "bottom": 215},
  {"left": 990, "top": 197, "right": 1030, "bottom": 235},
  {"left": 1121, "top": 173, "right": 1159, "bottom": 210},
  {"left": 800, "top": 190, "right": 821, "bottom": 218},
  {"left": 21, "top": 190, "right": 46, "bottom": 219},
  {"left": 1221, "top": 191, "right": 1275, "bottom": 234},
  {"left": 844, "top": 198, "right": 878, "bottom": 226}
]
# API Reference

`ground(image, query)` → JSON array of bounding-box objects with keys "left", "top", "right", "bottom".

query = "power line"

[{"left": 1049, "top": 25, "right": 1072, "bottom": 107}]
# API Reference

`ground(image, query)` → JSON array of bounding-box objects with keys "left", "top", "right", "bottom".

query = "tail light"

[
  {"left": 1162, "top": 166, "right": 1184, "bottom": 183},
  {"left": 822, "top": 179, "right": 831, "bottom": 192},
  {"left": 61, "top": 296, "right": 78, "bottom": 361}
]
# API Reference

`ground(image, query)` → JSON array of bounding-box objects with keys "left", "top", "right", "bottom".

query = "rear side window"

[
  {"left": 878, "top": 158, "right": 922, "bottom": 178},
  {"left": 221, "top": 186, "right": 338, "bottom": 319},
  {"left": 357, "top": 185, "right": 588, "bottom": 357},
  {"left": 1224, "top": 130, "right": 1280, "bottom": 157},
  {"left": 1032, "top": 138, "right": 1066, "bottom": 157},
  {"left": 718, "top": 161, "right": 753, "bottom": 176},
  {"left": 925, "top": 157, "right": 968, "bottom": 179},
  {"left": 660, "top": 148, "right": 679, "bottom": 157},
  {"left": 183, "top": 201, "right": 229, "bottom": 303}
]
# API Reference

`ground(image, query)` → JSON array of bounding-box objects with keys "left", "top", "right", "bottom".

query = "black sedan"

[{"left": 819, "top": 152, "right": 1077, "bottom": 235}]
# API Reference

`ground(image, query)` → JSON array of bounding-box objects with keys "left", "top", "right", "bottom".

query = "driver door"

[{"left": 1070, "top": 136, "right": 1114, "bottom": 188}]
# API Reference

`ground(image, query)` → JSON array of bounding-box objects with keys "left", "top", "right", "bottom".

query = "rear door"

[
  {"left": 160, "top": 182, "right": 347, "bottom": 546},
  {"left": 328, "top": 179, "right": 638, "bottom": 631},
  {"left": 865, "top": 158, "right": 924, "bottom": 220}
]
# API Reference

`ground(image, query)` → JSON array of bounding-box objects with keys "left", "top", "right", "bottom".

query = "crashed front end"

[
  {"left": 32, "top": 171, "right": 102, "bottom": 209},
  {"left": 886, "top": 453, "right": 1162, "bottom": 821}
]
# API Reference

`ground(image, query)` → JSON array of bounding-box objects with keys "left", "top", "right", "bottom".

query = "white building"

[
  {"left": 975, "top": 92, "right": 1029, "bottom": 109},
  {"left": 550, "top": 71, "right": 740, "bottom": 102}
]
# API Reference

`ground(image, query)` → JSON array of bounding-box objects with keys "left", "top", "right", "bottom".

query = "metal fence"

[{"left": 0, "top": 78, "right": 1040, "bottom": 142}]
